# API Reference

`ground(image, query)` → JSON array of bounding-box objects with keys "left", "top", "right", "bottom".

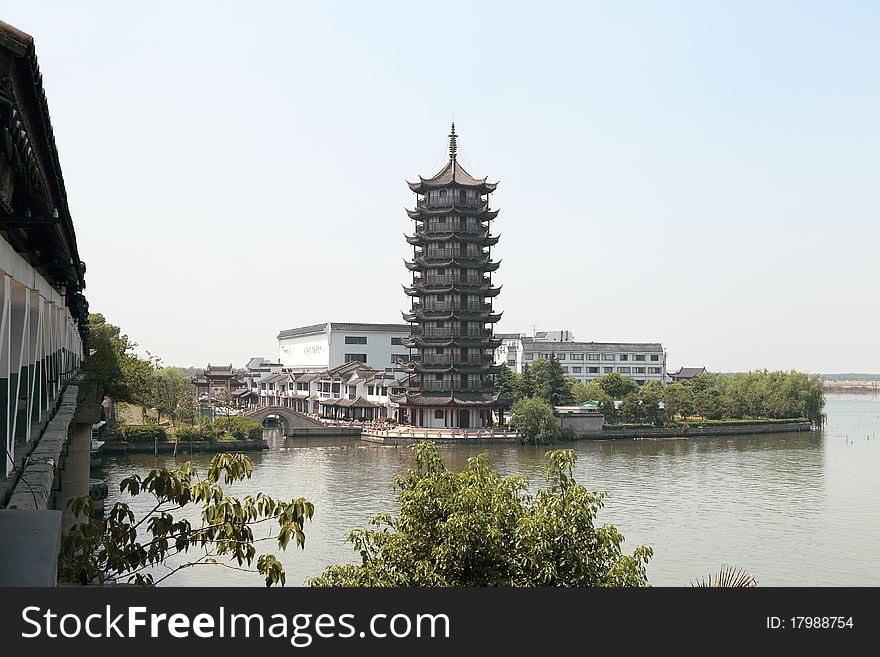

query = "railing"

[
  {"left": 420, "top": 197, "right": 483, "bottom": 208},
  {"left": 419, "top": 354, "right": 490, "bottom": 364},
  {"left": 412, "top": 327, "right": 492, "bottom": 338},
  {"left": 410, "top": 381, "right": 490, "bottom": 391},
  {"left": 423, "top": 220, "right": 484, "bottom": 233},
  {"left": 424, "top": 275, "right": 486, "bottom": 285},
  {"left": 424, "top": 248, "right": 485, "bottom": 259},
  {"left": 362, "top": 426, "right": 521, "bottom": 441},
  {"left": 413, "top": 301, "right": 490, "bottom": 311}
]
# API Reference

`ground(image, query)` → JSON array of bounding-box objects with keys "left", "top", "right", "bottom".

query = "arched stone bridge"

[{"left": 244, "top": 406, "right": 324, "bottom": 431}]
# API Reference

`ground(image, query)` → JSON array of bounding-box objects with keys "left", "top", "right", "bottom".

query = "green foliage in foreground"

[
  {"left": 310, "top": 442, "right": 652, "bottom": 587},
  {"left": 59, "top": 453, "right": 313, "bottom": 586}
]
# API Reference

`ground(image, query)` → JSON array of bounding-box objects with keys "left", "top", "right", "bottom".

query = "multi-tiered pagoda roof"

[{"left": 398, "top": 125, "right": 506, "bottom": 428}]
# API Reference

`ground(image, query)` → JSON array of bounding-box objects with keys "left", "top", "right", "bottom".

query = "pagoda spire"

[{"left": 449, "top": 122, "right": 457, "bottom": 160}]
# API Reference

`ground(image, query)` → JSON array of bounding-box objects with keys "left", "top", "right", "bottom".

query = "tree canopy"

[
  {"left": 529, "top": 358, "right": 575, "bottom": 406},
  {"left": 310, "top": 442, "right": 652, "bottom": 587},
  {"left": 59, "top": 453, "right": 312, "bottom": 586}
]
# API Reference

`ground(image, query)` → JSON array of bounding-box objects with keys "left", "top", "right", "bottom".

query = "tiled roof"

[
  {"left": 520, "top": 340, "right": 664, "bottom": 353},
  {"left": 277, "top": 322, "right": 411, "bottom": 340},
  {"left": 672, "top": 367, "right": 707, "bottom": 378},
  {"left": 320, "top": 396, "right": 379, "bottom": 408},
  {"left": 400, "top": 392, "right": 499, "bottom": 407},
  {"left": 407, "top": 158, "right": 498, "bottom": 193}
]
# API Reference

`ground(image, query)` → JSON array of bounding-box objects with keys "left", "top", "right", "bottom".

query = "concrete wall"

[{"left": 558, "top": 413, "right": 605, "bottom": 436}]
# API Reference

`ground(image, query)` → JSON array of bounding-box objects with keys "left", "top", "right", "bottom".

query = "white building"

[
  {"left": 277, "top": 322, "right": 411, "bottom": 372},
  {"left": 495, "top": 331, "right": 667, "bottom": 386}
]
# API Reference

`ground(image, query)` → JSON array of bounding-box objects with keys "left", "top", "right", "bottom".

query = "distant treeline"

[
  {"left": 661, "top": 370, "right": 825, "bottom": 427},
  {"left": 821, "top": 373, "right": 880, "bottom": 382}
]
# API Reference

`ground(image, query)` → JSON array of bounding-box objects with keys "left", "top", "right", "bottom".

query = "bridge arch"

[{"left": 244, "top": 406, "right": 323, "bottom": 430}]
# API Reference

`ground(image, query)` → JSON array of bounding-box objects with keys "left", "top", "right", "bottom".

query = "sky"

[{"left": 3, "top": 1, "right": 878, "bottom": 373}]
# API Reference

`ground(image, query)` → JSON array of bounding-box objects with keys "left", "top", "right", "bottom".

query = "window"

[
  {"left": 345, "top": 336, "right": 367, "bottom": 345},
  {"left": 634, "top": 355, "right": 646, "bottom": 361},
  {"left": 650, "top": 354, "right": 659, "bottom": 361},
  {"left": 507, "top": 360, "right": 516, "bottom": 366},
  {"left": 331, "top": 383, "right": 340, "bottom": 393},
  {"left": 634, "top": 367, "right": 645, "bottom": 374},
  {"left": 604, "top": 367, "right": 614, "bottom": 373},
  {"left": 587, "top": 354, "right": 599, "bottom": 361},
  {"left": 635, "top": 380, "right": 645, "bottom": 386},
  {"left": 603, "top": 354, "right": 614, "bottom": 361},
  {"left": 561, "top": 367, "right": 569, "bottom": 373},
  {"left": 435, "top": 373, "right": 443, "bottom": 380},
  {"left": 619, "top": 354, "right": 628, "bottom": 361},
  {"left": 434, "top": 409, "right": 445, "bottom": 419},
  {"left": 619, "top": 367, "right": 631, "bottom": 374},
  {"left": 648, "top": 367, "right": 662, "bottom": 374},
  {"left": 391, "top": 354, "right": 408, "bottom": 363},
  {"left": 588, "top": 367, "right": 599, "bottom": 374},
  {"left": 344, "top": 353, "right": 367, "bottom": 363},
  {"left": 367, "top": 385, "right": 375, "bottom": 395},
  {"left": 571, "top": 354, "right": 584, "bottom": 360},
  {"left": 436, "top": 294, "right": 446, "bottom": 301},
  {"left": 540, "top": 353, "right": 552, "bottom": 359},
  {"left": 572, "top": 367, "right": 582, "bottom": 373},
  {"left": 556, "top": 354, "right": 565, "bottom": 360},
  {"left": 381, "top": 386, "right": 387, "bottom": 395},
  {"left": 524, "top": 353, "right": 534, "bottom": 361},
  {"left": 391, "top": 337, "right": 403, "bottom": 345}
]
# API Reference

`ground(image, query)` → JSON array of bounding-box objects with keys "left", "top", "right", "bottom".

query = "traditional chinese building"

[
  {"left": 399, "top": 125, "right": 504, "bottom": 428},
  {"left": 192, "top": 364, "right": 246, "bottom": 400}
]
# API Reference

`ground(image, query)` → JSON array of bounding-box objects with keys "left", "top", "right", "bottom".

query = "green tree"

[
  {"left": 594, "top": 372, "right": 639, "bottom": 400},
  {"left": 153, "top": 367, "right": 193, "bottom": 425},
  {"left": 59, "top": 453, "right": 313, "bottom": 586},
  {"left": 620, "top": 392, "right": 642, "bottom": 423},
  {"left": 493, "top": 365, "right": 524, "bottom": 403},
  {"left": 519, "top": 363, "right": 535, "bottom": 399},
  {"left": 639, "top": 380, "right": 665, "bottom": 426},
  {"left": 509, "top": 397, "right": 559, "bottom": 444},
  {"left": 530, "top": 358, "right": 575, "bottom": 406},
  {"left": 664, "top": 382, "right": 695, "bottom": 422},
  {"left": 309, "top": 443, "right": 652, "bottom": 587},
  {"left": 86, "top": 314, "right": 144, "bottom": 401}
]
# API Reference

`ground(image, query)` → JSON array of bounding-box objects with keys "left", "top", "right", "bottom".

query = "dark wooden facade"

[{"left": 399, "top": 125, "right": 503, "bottom": 428}]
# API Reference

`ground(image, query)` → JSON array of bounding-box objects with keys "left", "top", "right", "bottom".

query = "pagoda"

[{"left": 400, "top": 125, "right": 504, "bottom": 428}]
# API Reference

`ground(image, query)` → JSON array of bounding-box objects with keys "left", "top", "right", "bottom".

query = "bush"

[
  {"left": 173, "top": 426, "right": 219, "bottom": 442},
  {"left": 202, "top": 416, "right": 263, "bottom": 440},
  {"left": 116, "top": 425, "right": 167, "bottom": 443},
  {"left": 510, "top": 397, "right": 559, "bottom": 444}
]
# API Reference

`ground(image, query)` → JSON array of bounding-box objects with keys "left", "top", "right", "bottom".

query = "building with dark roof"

[
  {"left": 192, "top": 364, "right": 246, "bottom": 400},
  {"left": 399, "top": 125, "right": 504, "bottom": 428},
  {"left": 277, "top": 322, "right": 411, "bottom": 371},
  {"left": 670, "top": 367, "right": 708, "bottom": 382}
]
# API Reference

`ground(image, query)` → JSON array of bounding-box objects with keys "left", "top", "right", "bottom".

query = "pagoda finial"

[{"left": 449, "top": 121, "right": 457, "bottom": 160}]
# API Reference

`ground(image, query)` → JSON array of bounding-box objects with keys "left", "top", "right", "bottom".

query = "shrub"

[
  {"left": 173, "top": 426, "right": 219, "bottom": 442},
  {"left": 201, "top": 416, "right": 263, "bottom": 440},
  {"left": 116, "top": 425, "right": 167, "bottom": 443}
]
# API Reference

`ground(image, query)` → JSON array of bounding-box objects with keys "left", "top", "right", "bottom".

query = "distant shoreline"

[{"left": 823, "top": 381, "right": 880, "bottom": 392}]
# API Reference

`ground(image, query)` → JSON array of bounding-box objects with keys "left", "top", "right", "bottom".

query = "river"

[{"left": 97, "top": 392, "right": 880, "bottom": 586}]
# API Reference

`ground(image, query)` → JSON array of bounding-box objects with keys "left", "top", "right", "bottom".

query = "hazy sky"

[{"left": 4, "top": 1, "right": 878, "bottom": 373}]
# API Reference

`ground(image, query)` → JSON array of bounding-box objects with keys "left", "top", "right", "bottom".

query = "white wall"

[
  {"left": 326, "top": 329, "right": 410, "bottom": 371},
  {"left": 279, "top": 333, "right": 330, "bottom": 370}
]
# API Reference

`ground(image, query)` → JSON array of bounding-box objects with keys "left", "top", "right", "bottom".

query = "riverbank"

[
  {"left": 101, "top": 439, "right": 266, "bottom": 454},
  {"left": 577, "top": 420, "right": 813, "bottom": 441}
]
